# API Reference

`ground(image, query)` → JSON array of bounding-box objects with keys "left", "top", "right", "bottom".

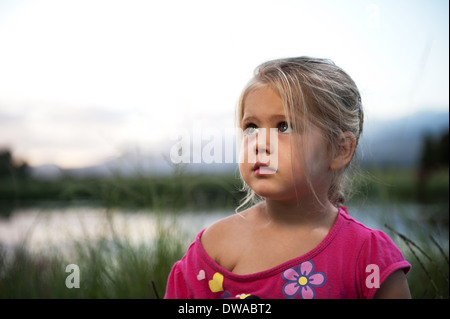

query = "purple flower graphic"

[{"left": 282, "top": 260, "right": 326, "bottom": 299}]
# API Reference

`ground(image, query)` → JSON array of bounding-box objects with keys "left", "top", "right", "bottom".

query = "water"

[
  {"left": 0, "top": 205, "right": 228, "bottom": 255},
  {"left": 0, "top": 202, "right": 447, "bottom": 256}
]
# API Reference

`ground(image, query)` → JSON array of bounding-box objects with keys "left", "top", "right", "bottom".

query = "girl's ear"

[{"left": 330, "top": 132, "right": 356, "bottom": 171}]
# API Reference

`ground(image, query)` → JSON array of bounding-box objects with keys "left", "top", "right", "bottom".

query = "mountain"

[
  {"left": 358, "top": 110, "right": 449, "bottom": 167},
  {"left": 29, "top": 110, "right": 449, "bottom": 179}
]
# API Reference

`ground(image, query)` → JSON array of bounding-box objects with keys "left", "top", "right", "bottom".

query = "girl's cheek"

[
  {"left": 238, "top": 136, "right": 255, "bottom": 164},
  {"left": 238, "top": 139, "right": 247, "bottom": 165}
]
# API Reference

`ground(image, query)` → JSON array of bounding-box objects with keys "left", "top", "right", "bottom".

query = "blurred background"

[{"left": 0, "top": 0, "right": 448, "bottom": 298}]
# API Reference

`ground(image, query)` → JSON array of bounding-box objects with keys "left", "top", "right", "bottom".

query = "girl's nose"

[{"left": 253, "top": 128, "right": 276, "bottom": 155}]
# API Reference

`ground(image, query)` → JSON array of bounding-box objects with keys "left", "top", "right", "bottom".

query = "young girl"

[{"left": 164, "top": 57, "right": 411, "bottom": 299}]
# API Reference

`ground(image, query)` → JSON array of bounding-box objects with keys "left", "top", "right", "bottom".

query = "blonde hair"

[{"left": 236, "top": 56, "right": 363, "bottom": 210}]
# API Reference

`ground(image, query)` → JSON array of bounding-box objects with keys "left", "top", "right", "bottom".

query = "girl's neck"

[{"left": 260, "top": 196, "right": 338, "bottom": 229}]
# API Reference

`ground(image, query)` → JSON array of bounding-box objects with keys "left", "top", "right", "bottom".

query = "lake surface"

[{"left": 0, "top": 202, "right": 448, "bottom": 256}]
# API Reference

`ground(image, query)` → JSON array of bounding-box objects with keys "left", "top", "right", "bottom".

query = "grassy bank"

[
  {"left": 1, "top": 168, "right": 448, "bottom": 213},
  {"left": 352, "top": 168, "right": 449, "bottom": 205},
  {"left": 0, "top": 172, "right": 242, "bottom": 215}
]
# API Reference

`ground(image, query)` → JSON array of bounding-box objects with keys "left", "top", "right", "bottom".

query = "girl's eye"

[
  {"left": 244, "top": 123, "right": 259, "bottom": 135},
  {"left": 278, "top": 121, "right": 292, "bottom": 134}
]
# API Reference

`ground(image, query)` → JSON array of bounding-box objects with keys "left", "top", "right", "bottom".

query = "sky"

[{"left": 0, "top": 0, "right": 448, "bottom": 168}]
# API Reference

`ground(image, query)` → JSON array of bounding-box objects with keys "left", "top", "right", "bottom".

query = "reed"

[
  {"left": 385, "top": 225, "right": 449, "bottom": 299},
  {"left": 0, "top": 218, "right": 187, "bottom": 298}
]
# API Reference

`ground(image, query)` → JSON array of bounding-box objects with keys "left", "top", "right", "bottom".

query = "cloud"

[{"left": 0, "top": 99, "right": 134, "bottom": 166}]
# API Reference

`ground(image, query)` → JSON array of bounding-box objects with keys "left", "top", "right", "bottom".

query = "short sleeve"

[
  {"left": 164, "top": 261, "right": 189, "bottom": 299},
  {"left": 357, "top": 230, "right": 411, "bottom": 299},
  {"left": 164, "top": 230, "right": 216, "bottom": 299}
]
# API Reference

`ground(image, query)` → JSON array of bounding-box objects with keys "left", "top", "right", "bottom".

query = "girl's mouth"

[{"left": 253, "top": 162, "right": 277, "bottom": 175}]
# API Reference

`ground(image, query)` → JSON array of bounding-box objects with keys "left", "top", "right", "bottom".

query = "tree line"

[{"left": 0, "top": 149, "right": 29, "bottom": 180}]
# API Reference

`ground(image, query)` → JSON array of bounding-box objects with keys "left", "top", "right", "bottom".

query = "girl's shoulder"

[
  {"left": 202, "top": 204, "right": 260, "bottom": 240},
  {"left": 200, "top": 205, "right": 260, "bottom": 270}
]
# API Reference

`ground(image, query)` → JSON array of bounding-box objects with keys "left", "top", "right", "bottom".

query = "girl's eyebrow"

[{"left": 242, "top": 114, "right": 287, "bottom": 123}]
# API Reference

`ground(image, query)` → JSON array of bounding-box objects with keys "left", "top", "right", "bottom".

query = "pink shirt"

[{"left": 164, "top": 207, "right": 411, "bottom": 299}]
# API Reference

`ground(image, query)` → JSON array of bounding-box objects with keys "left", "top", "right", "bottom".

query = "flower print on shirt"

[{"left": 281, "top": 260, "right": 326, "bottom": 299}]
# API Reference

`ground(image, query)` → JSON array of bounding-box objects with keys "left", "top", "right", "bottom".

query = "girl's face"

[{"left": 239, "top": 86, "right": 333, "bottom": 204}]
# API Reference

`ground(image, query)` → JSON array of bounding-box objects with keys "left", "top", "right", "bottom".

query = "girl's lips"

[
  {"left": 255, "top": 167, "right": 277, "bottom": 175},
  {"left": 253, "top": 162, "right": 277, "bottom": 175}
]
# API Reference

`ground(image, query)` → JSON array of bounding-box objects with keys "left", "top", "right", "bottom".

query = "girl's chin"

[{"left": 250, "top": 185, "right": 292, "bottom": 201}]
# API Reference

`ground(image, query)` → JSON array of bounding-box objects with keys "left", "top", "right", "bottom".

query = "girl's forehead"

[
  {"left": 245, "top": 86, "right": 281, "bottom": 103},
  {"left": 243, "top": 87, "right": 285, "bottom": 115}
]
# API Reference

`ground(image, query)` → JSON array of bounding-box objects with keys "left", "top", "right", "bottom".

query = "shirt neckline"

[{"left": 195, "top": 207, "right": 347, "bottom": 282}]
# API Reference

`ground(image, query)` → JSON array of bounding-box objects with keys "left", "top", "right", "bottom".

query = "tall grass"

[
  {"left": 385, "top": 225, "right": 449, "bottom": 299},
  {"left": 0, "top": 218, "right": 187, "bottom": 298}
]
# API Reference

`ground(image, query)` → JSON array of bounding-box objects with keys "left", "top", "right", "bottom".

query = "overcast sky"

[{"left": 0, "top": 0, "right": 448, "bottom": 168}]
